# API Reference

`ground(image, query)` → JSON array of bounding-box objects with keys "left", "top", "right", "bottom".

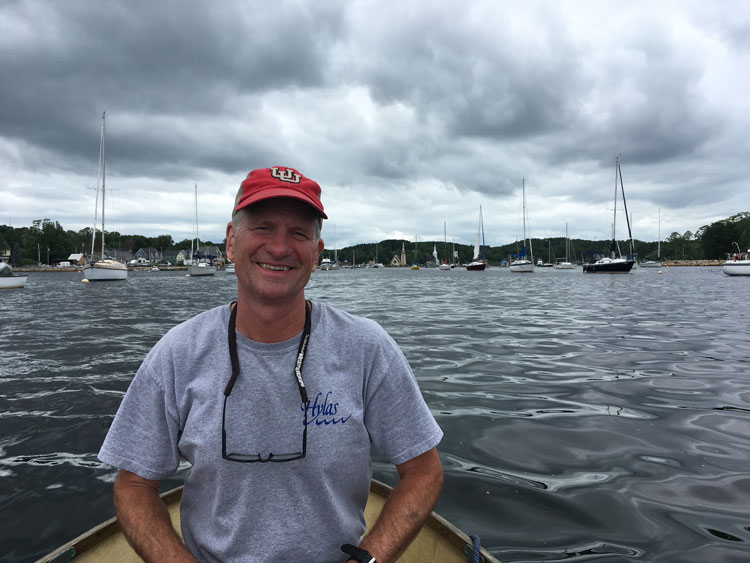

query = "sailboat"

[
  {"left": 466, "top": 206, "right": 487, "bottom": 271},
  {"left": 188, "top": 184, "right": 216, "bottom": 277},
  {"left": 82, "top": 112, "right": 128, "bottom": 282},
  {"left": 411, "top": 236, "right": 420, "bottom": 270},
  {"left": 640, "top": 208, "right": 663, "bottom": 268},
  {"left": 583, "top": 156, "right": 636, "bottom": 274},
  {"left": 509, "top": 178, "right": 534, "bottom": 273},
  {"left": 372, "top": 243, "right": 384, "bottom": 268},
  {"left": 439, "top": 222, "right": 451, "bottom": 270},
  {"left": 554, "top": 223, "right": 575, "bottom": 269}
]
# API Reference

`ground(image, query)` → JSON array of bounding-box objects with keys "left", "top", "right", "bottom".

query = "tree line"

[
  {"left": 0, "top": 219, "right": 223, "bottom": 266},
  {"left": 324, "top": 212, "right": 750, "bottom": 265},
  {"left": 1, "top": 212, "right": 747, "bottom": 267}
]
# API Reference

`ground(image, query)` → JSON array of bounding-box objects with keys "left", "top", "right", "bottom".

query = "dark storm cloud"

[
  {"left": 1, "top": 1, "right": 747, "bottom": 244},
  {"left": 1, "top": 0, "right": 344, "bottom": 177}
]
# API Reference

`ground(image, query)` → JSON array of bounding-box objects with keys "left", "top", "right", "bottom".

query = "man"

[{"left": 98, "top": 166, "right": 444, "bottom": 562}]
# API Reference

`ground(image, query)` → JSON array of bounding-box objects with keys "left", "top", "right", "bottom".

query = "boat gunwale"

[{"left": 37, "top": 480, "right": 499, "bottom": 563}]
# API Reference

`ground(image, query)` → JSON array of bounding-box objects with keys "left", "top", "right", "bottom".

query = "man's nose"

[{"left": 265, "top": 230, "right": 292, "bottom": 255}]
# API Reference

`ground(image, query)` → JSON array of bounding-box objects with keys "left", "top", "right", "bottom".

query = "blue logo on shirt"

[{"left": 302, "top": 391, "right": 351, "bottom": 426}]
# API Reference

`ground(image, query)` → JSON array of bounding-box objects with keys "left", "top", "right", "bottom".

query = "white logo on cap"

[{"left": 270, "top": 167, "right": 302, "bottom": 184}]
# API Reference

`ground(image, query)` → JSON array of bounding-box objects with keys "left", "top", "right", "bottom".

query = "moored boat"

[
  {"left": 640, "top": 208, "right": 663, "bottom": 268},
  {"left": 187, "top": 184, "right": 216, "bottom": 277},
  {"left": 509, "top": 178, "right": 534, "bottom": 273},
  {"left": 36, "top": 480, "right": 500, "bottom": 563},
  {"left": 0, "top": 262, "right": 27, "bottom": 289},
  {"left": 583, "top": 156, "right": 635, "bottom": 274},
  {"left": 554, "top": 223, "right": 576, "bottom": 269},
  {"left": 723, "top": 243, "right": 750, "bottom": 276},
  {"left": 466, "top": 206, "right": 487, "bottom": 271},
  {"left": 82, "top": 112, "right": 128, "bottom": 282}
]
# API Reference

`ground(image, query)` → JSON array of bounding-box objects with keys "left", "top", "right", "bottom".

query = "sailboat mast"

[
  {"left": 657, "top": 208, "right": 661, "bottom": 259},
  {"left": 618, "top": 157, "right": 634, "bottom": 256},
  {"left": 100, "top": 112, "right": 106, "bottom": 257},
  {"left": 522, "top": 178, "right": 527, "bottom": 245},
  {"left": 480, "top": 205, "right": 486, "bottom": 260},
  {"left": 443, "top": 221, "right": 447, "bottom": 263},
  {"left": 194, "top": 183, "right": 200, "bottom": 262},
  {"left": 90, "top": 113, "right": 105, "bottom": 256},
  {"left": 613, "top": 158, "right": 619, "bottom": 240}
]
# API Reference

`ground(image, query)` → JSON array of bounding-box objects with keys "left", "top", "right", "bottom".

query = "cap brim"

[{"left": 234, "top": 187, "right": 328, "bottom": 219}]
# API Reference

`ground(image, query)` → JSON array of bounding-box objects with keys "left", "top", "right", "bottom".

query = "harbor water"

[{"left": 1, "top": 266, "right": 748, "bottom": 562}]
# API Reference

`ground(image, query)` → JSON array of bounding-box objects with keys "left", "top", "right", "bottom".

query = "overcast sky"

[{"left": 2, "top": 0, "right": 748, "bottom": 251}]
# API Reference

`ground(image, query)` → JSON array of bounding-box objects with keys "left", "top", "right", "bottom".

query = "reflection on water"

[{"left": 2, "top": 267, "right": 749, "bottom": 562}]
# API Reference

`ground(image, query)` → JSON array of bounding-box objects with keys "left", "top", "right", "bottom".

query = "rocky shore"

[{"left": 662, "top": 260, "right": 723, "bottom": 267}]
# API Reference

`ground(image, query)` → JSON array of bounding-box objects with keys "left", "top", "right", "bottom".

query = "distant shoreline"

[
  {"left": 13, "top": 260, "right": 725, "bottom": 272},
  {"left": 14, "top": 266, "right": 190, "bottom": 272}
]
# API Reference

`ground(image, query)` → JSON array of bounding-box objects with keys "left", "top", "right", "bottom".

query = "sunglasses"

[{"left": 221, "top": 301, "right": 311, "bottom": 463}]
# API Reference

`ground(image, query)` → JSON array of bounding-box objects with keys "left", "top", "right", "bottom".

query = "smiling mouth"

[{"left": 258, "top": 263, "right": 292, "bottom": 271}]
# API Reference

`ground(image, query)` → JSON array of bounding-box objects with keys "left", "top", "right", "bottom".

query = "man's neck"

[{"left": 234, "top": 297, "right": 308, "bottom": 343}]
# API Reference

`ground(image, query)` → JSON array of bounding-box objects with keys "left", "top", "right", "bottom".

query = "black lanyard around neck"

[{"left": 224, "top": 301, "right": 311, "bottom": 404}]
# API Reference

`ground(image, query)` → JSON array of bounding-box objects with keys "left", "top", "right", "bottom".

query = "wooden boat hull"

[{"left": 37, "top": 479, "right": 499, "bottom": 562}]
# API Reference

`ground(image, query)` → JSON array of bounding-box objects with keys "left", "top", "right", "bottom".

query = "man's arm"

[
  {"left": 113, "top": 469, "right": 196, "bottom": 562},
  {"left": 355, "top": 447, "right": 444, "bottom": 563}
]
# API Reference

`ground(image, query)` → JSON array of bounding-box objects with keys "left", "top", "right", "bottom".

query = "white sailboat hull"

[
  {"left": 188, "top": 263, "right": 216, "bottom": 276},
  {"left": 554, "top": 262, "right": 575, "bottom": 270},
  {"left": 509, "top": 259, "right": 533, "bottom": 273},
  {"left": 82, "top": 260, "right": 128, "bottom": 281},
  {"left": 639, "top": 260, "right": 662, "bottom": 268}
]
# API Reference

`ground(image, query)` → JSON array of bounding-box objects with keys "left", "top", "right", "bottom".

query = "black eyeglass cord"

[{"left": 224, "top": 301, "right": 311, "bottom": 404}]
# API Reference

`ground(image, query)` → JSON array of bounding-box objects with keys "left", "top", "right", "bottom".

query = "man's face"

[{"left": 226, "top": 198, "right": 324, "bottom": 307}]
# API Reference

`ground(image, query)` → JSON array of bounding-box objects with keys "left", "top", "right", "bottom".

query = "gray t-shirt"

[{"left": 99, "top": 302, "right": 443, "bottom": 562}]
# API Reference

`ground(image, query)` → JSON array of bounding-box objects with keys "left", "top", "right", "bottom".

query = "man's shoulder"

[
  {"left": 159, "top": 304, "right": 228, "bottom": 347},
  {"left": 313, "top": 301, "right": 379, "bottom": 329},
  {"left": 312, "top": 301, "right": 394, "bottom": 346}
]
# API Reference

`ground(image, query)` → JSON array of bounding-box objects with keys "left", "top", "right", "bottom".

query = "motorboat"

[
  {"left": 723, "top": 243, "right": 750, "bottom": 276},
  {"left": 0, "top": 262, "right": 27, "bottom": 289}
]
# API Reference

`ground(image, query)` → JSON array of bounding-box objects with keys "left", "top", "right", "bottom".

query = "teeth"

[{"left": 260, "top": 263, "right": 291, "bottom": 271}]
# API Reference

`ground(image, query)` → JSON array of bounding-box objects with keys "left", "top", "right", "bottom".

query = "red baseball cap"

[{"left": 233, "top": 166, "right": 327, "bottom": 219}]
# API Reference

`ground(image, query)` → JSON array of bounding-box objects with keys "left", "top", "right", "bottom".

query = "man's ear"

[
  {"left": 312, "top": 238, "right": 325, "bottom": 272},
  {"left": 226, "top": 221, "right": 235, "bottom": 261}
]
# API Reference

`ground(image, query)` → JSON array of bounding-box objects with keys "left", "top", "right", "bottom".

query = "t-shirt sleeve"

[
  {"left": 98, "top": 352, "right": 182, "bottom": 481},
  {"left": 363, "top": 329, "right": 443, "bottom": 466}
]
